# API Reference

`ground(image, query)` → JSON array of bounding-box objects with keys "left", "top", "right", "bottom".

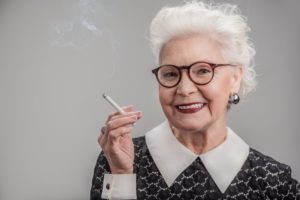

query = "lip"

[{"left": 175, "top": 102, "right": 206, "bottom": 114}]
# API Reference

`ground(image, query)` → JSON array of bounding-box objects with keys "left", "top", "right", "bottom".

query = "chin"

[{"left": 171, "top": 118, "right": 208, "bottom": 132}]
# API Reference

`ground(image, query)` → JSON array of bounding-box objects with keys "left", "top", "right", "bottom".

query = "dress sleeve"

[{"left": 90, "top": 151, "right": 137, "bottom": 200}]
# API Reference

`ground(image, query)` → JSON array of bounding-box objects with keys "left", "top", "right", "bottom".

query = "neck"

[{"left": 171, "top": 124, "right": 227, "bottom": 155}]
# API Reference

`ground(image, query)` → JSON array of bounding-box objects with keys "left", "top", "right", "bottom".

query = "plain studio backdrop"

[{"left": 0, "top": 0, "right": 299, "bottom": 199}]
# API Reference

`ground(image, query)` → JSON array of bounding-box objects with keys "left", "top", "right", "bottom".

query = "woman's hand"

[{"left": 98, "top": 105, "right": 142, "bottom": 174}]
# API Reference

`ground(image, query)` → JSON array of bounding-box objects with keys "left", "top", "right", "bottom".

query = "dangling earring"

[{"left": 229, "top": 93, "right": 240, "bottom": 104}]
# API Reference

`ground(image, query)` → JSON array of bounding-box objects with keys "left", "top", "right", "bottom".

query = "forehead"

[{"left": 159, "top": 34, "right": 225, "bottom": 66}]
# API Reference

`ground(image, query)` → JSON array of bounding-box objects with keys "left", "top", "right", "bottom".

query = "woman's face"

[{"left": 158, "top": 34, "right": 243, "bottom": 133}]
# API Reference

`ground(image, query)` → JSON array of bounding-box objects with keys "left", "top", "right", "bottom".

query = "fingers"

[
  {"left": 109, "top": 125, "right": 133, "bottom": 141},
  {"left": 98, "top": 116, "right": 136, "bottom": 147},
  {"left": 107, "top": 114, "right": 137, "bottom": 131},
  {"left": 105, "top": 105, "right": 134, "bottom": 124},
  {"left": 98, "top": 105, "right": 142, "bottom": 147}
]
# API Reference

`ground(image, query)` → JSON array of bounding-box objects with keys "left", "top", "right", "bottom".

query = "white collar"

[{"left": 145, "top": 121, "right": 249, "bottom": 193}]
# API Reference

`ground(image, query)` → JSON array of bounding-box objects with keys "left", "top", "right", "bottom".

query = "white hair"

[{"left": 149, "top": 1, "right": 257, "bottom": 96}]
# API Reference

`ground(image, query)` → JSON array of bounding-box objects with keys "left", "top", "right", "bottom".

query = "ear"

[{"left": 230, "top": 65, "right": 244, "bottom": 93}]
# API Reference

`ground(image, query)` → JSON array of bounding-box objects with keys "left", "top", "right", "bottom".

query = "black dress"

[{"left": 90, "top": 136, "right": 300, "bottom": 200}]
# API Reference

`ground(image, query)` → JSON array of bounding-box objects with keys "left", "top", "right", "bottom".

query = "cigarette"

[{"left": 102, "top": 93, "right": 126, "bottom": 114}]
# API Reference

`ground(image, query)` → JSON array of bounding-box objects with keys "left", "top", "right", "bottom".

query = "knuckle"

[
  {"left": 106, "top": 121, "right": 114, "bottom": 130},
  {"left": 106, "top": 112, "right": 117, "bottom": 122},
  {"left": 110, "top": 114, "right": 123, "bottom": 121}
]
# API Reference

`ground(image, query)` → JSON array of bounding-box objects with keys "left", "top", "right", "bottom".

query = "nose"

[{"left": 176, "top": 71, "right": 198, "bottom": 96}]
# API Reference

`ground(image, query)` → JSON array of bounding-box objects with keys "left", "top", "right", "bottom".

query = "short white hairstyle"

[{"left": 149, "top": 1, "right": 257, "bottom": 96}]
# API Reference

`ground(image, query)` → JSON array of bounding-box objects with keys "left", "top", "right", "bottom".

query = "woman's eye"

[
  {"left": 163, "top": 72, "right": 178, "bottom": 78},
  {"left": 196, "top": 68, "right": 211, "bottom": 75}
]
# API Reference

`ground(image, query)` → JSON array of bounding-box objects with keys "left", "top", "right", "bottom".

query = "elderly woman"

[{"left": 90, "top": 1, "right": 299, "bottom": 199}]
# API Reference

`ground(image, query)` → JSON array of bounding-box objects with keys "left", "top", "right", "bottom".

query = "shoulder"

[
  {"left": 247, "top": 148, "right": 300, "bottom": 198},
  {"left": 248, "top": 148, "right": 292, "bottom": 176},
  {"left": 247, "top": 148, "right": 293, "bottom": 183}
]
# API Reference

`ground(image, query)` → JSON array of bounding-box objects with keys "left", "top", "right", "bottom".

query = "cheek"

[
  {"left": 159, "top": 87, "right": 168, "bottom": 105},
  {"left": 201, "top": 76, "right": 232, "bottom": 105},
  {"left": 159, "top": 87, "right": 175, "bottom": 109}
]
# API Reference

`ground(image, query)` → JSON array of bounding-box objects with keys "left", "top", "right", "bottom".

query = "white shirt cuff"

[{"left": 101, "top": 174, "right": 137, "bottom": 199}]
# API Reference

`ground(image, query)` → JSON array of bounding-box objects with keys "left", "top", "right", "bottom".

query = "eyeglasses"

[{"left": 152, "top": 61, "right": 237, "bottom": 88}]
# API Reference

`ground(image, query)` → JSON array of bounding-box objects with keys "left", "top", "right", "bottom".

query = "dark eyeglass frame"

[{"left": 152, "top": 61, "right": 237, "bottom": 88}]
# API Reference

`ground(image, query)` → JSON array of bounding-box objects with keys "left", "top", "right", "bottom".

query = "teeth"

[{"left": 178, "top": 103, "right": 203, "bottom": 110}]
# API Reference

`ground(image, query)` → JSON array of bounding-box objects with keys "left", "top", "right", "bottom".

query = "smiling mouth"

[{"left": 175, "top": 102, "right": 206, "bottom": 113}]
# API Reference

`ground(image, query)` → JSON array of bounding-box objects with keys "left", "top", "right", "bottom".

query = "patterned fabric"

[{"left": 90, "top": 136, "right": 300, "bottom": 200}]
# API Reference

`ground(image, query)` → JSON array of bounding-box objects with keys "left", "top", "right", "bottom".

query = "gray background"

[{"left": 0, "top": 0, "right": 299, "bottom": 199}]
